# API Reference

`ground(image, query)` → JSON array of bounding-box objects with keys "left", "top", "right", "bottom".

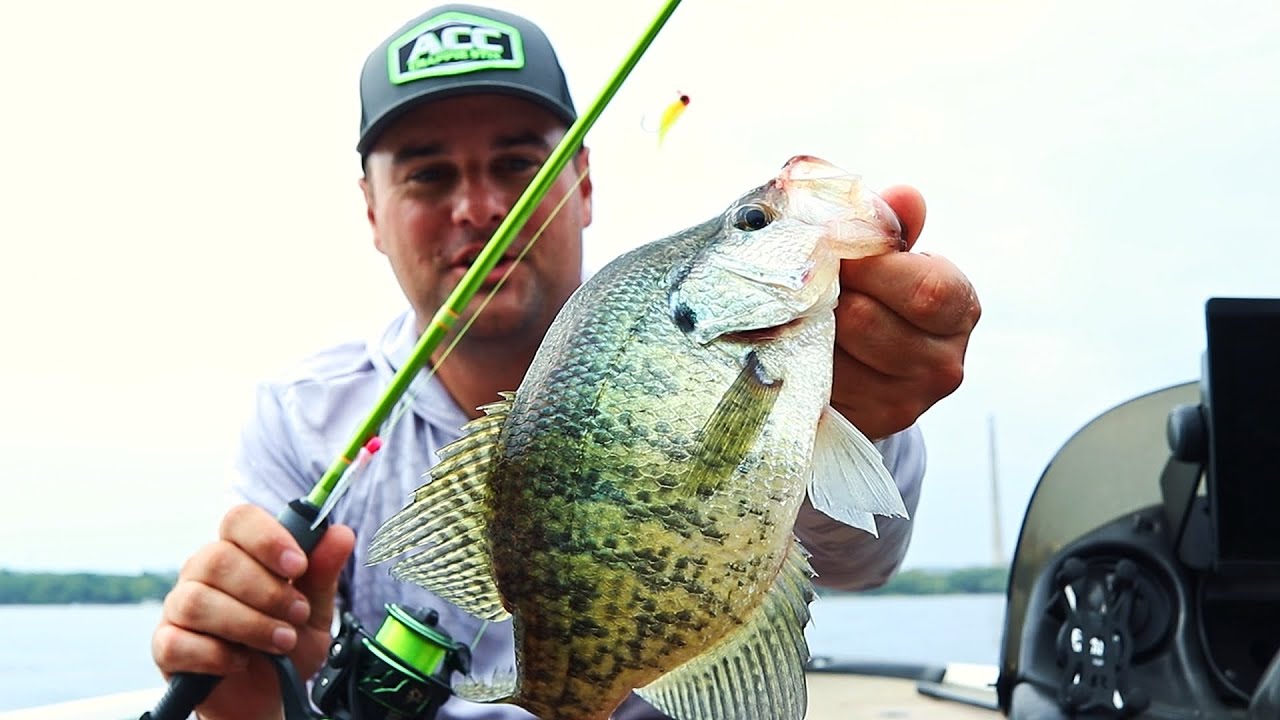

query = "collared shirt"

[{"left": 231, "top": 309, "right": 925, "bottom": 719}]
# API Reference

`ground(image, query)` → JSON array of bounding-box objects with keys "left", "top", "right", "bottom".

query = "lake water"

[{"left": 0, "top": 594, "right": 1006, "bottom": 711}]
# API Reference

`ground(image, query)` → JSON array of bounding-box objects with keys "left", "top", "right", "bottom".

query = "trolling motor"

[{"left": 1001, "top": 297, "right": 1280, "bottom": 719}]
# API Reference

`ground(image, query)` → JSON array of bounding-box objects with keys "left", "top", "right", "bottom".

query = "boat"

[
  {"left": 998, "top": 298, "right": 1280, "bottom": 718},
  {"left": 8, "top": 298, "right": 1279, "bottom": 720},
  {"left": 0, "top": 661, "right": 1002, "bottom": 720}
]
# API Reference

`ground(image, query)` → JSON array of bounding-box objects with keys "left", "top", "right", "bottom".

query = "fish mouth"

[
  {"left": 776, "top": 155, "right": 905, "bottom": 255},
  {"left": 779, "top": 154, "right": 848, "bottom": 182},
  {"left": 724, "top": 317, "right": 806, "bottom": 343}
]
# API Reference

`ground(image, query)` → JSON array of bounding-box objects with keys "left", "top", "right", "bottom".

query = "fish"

[{"left": 367, "top": 155, "right": 911, "bottom": 720}]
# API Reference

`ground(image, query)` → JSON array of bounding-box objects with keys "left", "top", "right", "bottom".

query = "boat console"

[{"left": 999, "top": 298, "right": 1280, "bottom": 719}]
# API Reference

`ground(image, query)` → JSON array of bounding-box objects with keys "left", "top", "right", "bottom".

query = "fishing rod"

[{"left": 142, "top": 1, "right": 684, "bottom": 718}]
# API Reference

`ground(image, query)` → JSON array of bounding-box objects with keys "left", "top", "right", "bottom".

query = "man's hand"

[
  {"left": 832, "top": 185, "right": 980, "bottom": 439},
  {"left": 151, "top": 504, "right": 356, "bottom": 720}
]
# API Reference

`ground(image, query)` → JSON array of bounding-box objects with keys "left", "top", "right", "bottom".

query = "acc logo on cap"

[{"left": 387, "top": 11, "right": 525, "bottom": 84}]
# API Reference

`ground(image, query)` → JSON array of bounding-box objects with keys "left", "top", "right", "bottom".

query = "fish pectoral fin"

[
  {"left": 683, "top": 351, "right": 782, "bottom": 495},
  {"left": 365, "top": 393, "right": 513, "bottom": 622},
  {"left": 634, "top": 539, "right": 816, "bottom": 720},
  {"left": 808, "top": 405, "right": 909, "bottom": 537}
]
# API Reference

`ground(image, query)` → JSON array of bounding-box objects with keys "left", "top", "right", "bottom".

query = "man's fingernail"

[
  {"left": 273, "top": 625, "right": 297, "bottom": 652},
  {"left": 288, "top": 599, "right": 311, "bottom": 625},
  {"left": 279, "top": 550, "right": 306, "bottom": 577}
]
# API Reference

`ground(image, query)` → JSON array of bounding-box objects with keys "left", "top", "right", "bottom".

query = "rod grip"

[
  {"left": 141, "top": 672, "right": 219, "bottom": 720},
  {"left": 141, "top": 499, "right": 329, "bottom": 719}
]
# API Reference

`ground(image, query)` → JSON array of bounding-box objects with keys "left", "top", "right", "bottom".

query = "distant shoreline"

[
  {"left": 0, "top": 569, "right": 177, "bottom": 605},
  {"left": 818, "top": 565, "right": 1008, "bottom": 597},
  {"left": 3, "top": 566, "right": 1008, "bottom": 604}
]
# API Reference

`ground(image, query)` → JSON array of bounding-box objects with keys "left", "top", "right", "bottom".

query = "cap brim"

[{"left": 356, "top": 82, "right": 578, "bottom": 157}]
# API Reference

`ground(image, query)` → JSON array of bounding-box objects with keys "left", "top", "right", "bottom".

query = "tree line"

[
  {"left": 0, "top": 569, "right": 178, "bottom": 604},
  {"left": 821, "top": 565, "right": 1009, "bottom": 597}
]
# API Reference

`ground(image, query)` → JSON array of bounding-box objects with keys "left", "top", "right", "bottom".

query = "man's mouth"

[{"left": 448, "top": 249, "right": 521, "bottom": 285}]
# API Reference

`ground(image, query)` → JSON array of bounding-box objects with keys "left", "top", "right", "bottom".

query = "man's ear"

[
  {"left": 359, "top": 175, "right": 385, "bottom": 254},
  {"left": 576, "top": 146, "right": 594, "bottom": 229}
]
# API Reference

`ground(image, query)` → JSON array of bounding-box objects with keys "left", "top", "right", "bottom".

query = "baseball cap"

[{"left": 357, "top": 4, "right": 578, "bottom": 157}]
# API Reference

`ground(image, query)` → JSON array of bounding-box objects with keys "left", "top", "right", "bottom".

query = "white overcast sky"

[{"left": 1, "top": 0, "right": 1278, "bottom": 573}]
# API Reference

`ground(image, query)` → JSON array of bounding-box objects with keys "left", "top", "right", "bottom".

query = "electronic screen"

[{"left": 1204, "top": 298, "right": 1280, "bottom": 570}]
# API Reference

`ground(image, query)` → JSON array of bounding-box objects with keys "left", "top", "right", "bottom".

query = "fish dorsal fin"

[
  {"left": 808, "top": 405, "right": 909, "bottom": 537},
  {"left": 682, "top": 351, "right": 782, "bottom": 495},
  {"left": 365, "top": 393, "right": 514, "bottom": 622},
  {"left": 634, "top": 539, "right": 816, "bottom": 720}
]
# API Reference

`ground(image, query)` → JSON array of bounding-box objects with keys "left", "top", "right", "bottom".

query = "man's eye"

[
  {"left": 495, "top": 156, "right": 541, "bottom": 174},
  {"left": 409, "top": 165, "right": 453, "bottom": 183}
]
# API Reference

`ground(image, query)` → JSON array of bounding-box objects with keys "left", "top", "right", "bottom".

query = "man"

[{"left": 151, "top": 4, "right": 981, "bottom": 719}]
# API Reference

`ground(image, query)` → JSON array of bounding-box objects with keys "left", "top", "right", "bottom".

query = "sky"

[{"left": 1, "top": 0, "right": 1278, "bottom": 575}]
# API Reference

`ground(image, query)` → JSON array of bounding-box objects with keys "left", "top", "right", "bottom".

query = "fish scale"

[{"left": 368, "top": 155, "right": 911, "bottom": 720}]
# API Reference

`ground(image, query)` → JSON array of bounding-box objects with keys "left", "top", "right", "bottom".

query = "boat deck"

[
  {"left": 807, "top": 672, "right": 999, "bottom": 719},
  {"left": 0, "top": 667, "right": 1003, "bottom": 719}
]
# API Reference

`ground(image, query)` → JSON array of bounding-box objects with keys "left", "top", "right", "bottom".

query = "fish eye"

[{"left": 732, "top": 204, "right": 774, "bottom": 232}]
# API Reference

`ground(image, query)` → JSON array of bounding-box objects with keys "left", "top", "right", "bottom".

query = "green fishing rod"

[{"left": 143, "top": 2, "right": 683, "bottom": 718}]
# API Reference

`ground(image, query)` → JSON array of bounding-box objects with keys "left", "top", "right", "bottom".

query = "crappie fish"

[{"left": 368, "top": 155, "right": 911, "bottom": 720}]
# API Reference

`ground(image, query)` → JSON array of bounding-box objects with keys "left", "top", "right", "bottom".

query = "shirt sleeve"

[{"left": 792, "top": 422, "right": 926, "bottom": 591}]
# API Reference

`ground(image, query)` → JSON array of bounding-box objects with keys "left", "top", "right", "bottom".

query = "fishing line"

[{"left": 469, "top": 620, "right": 491, "bottom": 652}]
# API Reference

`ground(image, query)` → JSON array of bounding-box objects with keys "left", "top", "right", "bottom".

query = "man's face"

[{"left": 360, "top": 94, "right": 593, "bottom": 346}]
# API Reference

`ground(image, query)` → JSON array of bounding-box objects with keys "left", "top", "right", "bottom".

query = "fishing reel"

[
  {"left": 143, "top": 516, "right": 475, "bottom": 720},
  {"left": 272, "top": 603, "right": 472, "bottom": 720}
]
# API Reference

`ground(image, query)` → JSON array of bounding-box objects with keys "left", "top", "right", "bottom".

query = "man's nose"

[{"left": 450, "top": 175, "right": 507, "bottom": 228}]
